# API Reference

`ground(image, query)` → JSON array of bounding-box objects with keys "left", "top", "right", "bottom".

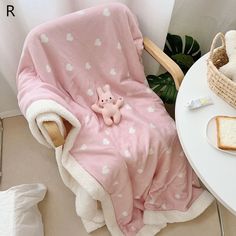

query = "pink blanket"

[{"left": 17, "top": 3, "right": 214, "bottom": 236}]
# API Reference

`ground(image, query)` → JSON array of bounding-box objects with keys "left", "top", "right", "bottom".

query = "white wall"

[
  {"left": 0, "top": 75, "right": 20, "bottom": 118},
  {"left": 169, "top": 0, "right": 236, "bottom": 54}
]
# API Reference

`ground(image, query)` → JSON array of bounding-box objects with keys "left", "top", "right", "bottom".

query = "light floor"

[{"left": 1, "top": 116, "right": 236, "bottom": 236}]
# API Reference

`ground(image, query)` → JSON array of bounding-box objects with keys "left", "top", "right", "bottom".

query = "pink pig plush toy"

[{"left": 91, "top": 84, "right": 124, "bottom": 126}]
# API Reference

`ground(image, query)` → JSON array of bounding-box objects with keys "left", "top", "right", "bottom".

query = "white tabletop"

[{"left": 175, "top": 53, "right": 236, "bottom": 215}]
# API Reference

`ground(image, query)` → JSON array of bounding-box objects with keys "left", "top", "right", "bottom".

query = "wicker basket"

[{"left": 207, "top": 32, "right": 236, "bottom": 108}]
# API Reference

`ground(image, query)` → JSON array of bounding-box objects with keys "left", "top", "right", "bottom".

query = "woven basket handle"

[{"left": 209, "top": 32, "right": 226, "bottom": 60}]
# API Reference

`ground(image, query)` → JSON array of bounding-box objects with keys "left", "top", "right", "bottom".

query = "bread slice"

[{"left": 216, "top": 116, "right": 236, "bottom": 150}]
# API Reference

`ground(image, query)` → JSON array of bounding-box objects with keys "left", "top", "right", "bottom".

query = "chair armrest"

[
  {"left": 43, "top": 119, "right": 72, "bottom": 147},
  {"left": 43, "top": 121, "right": 65, "bottom": 147},
  {"left": 143, "top": 37, "right": 184, "bottom": 90}
]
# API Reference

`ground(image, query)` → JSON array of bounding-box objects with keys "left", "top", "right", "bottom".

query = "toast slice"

[{"left": 216, "top": 116, "right": 236, "bottom": 150}]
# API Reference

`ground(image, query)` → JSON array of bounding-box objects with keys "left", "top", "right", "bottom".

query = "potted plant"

[{"left": 147, "top": 33, "right": 201, "bottom": 105}]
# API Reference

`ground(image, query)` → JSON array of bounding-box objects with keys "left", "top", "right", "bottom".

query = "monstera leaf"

[
  {"left": 147, "top": 72, "right": 177, "bottom": 104},
  {"left": 147, "top": 33, "right": 201, "bottom": 104},
  {"left": 164, "top": 33, "right": 201, "bottom": 73}
]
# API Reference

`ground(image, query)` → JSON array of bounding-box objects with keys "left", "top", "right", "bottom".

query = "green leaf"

[
  {"left": 164, "top": 34, "right": 201, "bottom": 73},
  {"left": 192, "top": 50, "right": 201, "bottom": 61},
  {"left": 172, "top": 34, "right": 183, "bottom": 53},
  {"left": 160, "top": 85, "right": 169, "bottom": 103},
  {"left": 167, "top": 84, "right": 177, "bottom": 104},
  {"left": 184, "top": 35, "right": 194, "bottom": 54},
  {"left": 166, "top": 33, "right": 183, "bottom": 55},
  {"left": 153, "top": 84, "right": 163, "bottom": 93},
  {"left": 164, "top": 44, "right": 172, "bottom": 57},
  {"left": 171, "top": 54, "right": 194, "bottom": 69},
  {"left": 163, "top": 85, "right": 172, "bottom": 103},
  {"left": 147, "top": 33, "right": 201, "bottom": 104},
  {"left": 147, "top": 72, "right": 178, "bottom": 104},
  {"left": 189, "top": 39, "right": 200, "bottom": 55},
  {"left": 167, "top": 85, "right": 175, "bottom": 104}
]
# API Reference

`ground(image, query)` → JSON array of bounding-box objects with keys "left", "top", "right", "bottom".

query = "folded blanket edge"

[
  {"left": 25, "top": 99, "right": 81, "bottom": 148},
  {"left": 143, "top": 190, "right": 215, "bottom": 225}
]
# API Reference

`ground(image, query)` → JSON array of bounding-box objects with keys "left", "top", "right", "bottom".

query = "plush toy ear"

[
  {"left": 103, "top": 84, "right": 110, "bottom": 92},
  {"left": 97, "top": 87, "right": 103, "bottom": 97}
]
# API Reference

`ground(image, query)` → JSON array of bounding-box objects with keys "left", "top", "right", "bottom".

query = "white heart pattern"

[
  {"left": 66, "top": 63, "right": 73, "bottom": 72},
  {"left": 102, "top": 138, "right": 110, "bottom": 145},
  {"left": 79, "top": 144, "right": 87, "bottom": 151},
  {"left": 129, "top": 127, "right": 136, "bottom": 134},
  {"left": 148, "top": 147, "right": 154, "bottom": 156},
  {"left": 113, "top": 181, "right": 119, "bottom": 186},
  {"left": 122, "top": 211, "right": 128, "bottom": 217},
  {"left": 110, "top": 68, "right": 117, "bottom": 76},
  {"left": 124, "top": 149, "right": 131, "bottom": 158},
  {"left": 87, "top": 89, "right": 94, "bottom": 96},
  {"left": 161, "top": 203, "right": 167, "bottom": 210},
  {"left": 103, "top": 8, "right": 111, "bottom": 16},
  {"left": 117, "top": 42, "right": 122, "bottom": 50},
  {"left": 149, "top": 199, "right": 155, "bottom": 204},
  {"left": 105, "top": 130, "right": 110, "bottom": 135},
  {"left": 147, "top": 106, "right": 155, "bottom": 113},
  {"left": 66, "top": 33, "right": 74, "bottom": 41},
  {"left": 46, "top": 65, "right": 51, "bottom": 73},
  {"left": 94, "top": 38, "right": 102, "bottom": 46},
  {"left": 166, "top": 149, "right": 171, "bottom": 155},
  {"left": 125, "top": 104, "right": 132, "bottom": 110},
  {"left": 137, "top": 168, "right": 143, "bottom": 174},
  {"left": 149, "top": 123, "right": 156, "bottom": 129},
  {"left": 102, "top": 165, "right": 110, "bottom": 175},
  {"left": 175, "top": 193, "right": 181, "bottom": 199},
  {"left": 40, "top": 33, "right": 49, "bottom": 43},
  {"left": 178, "top": 172, "right": 184, "bottom": 178},
  {"left": 85, "top": 62, "right": 91, "bottom": 70},
  {"left": 85, "top": 115, "right": 90, "bottom": 124}
]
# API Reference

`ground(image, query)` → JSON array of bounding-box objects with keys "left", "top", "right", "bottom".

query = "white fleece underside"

[{"left": 26, "top": 99, "right": 215, "bottom": 235}]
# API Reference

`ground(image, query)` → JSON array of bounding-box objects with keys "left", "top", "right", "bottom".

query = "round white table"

[{"left": 175, "top": 53, "right": 236, "bottom": 215}]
